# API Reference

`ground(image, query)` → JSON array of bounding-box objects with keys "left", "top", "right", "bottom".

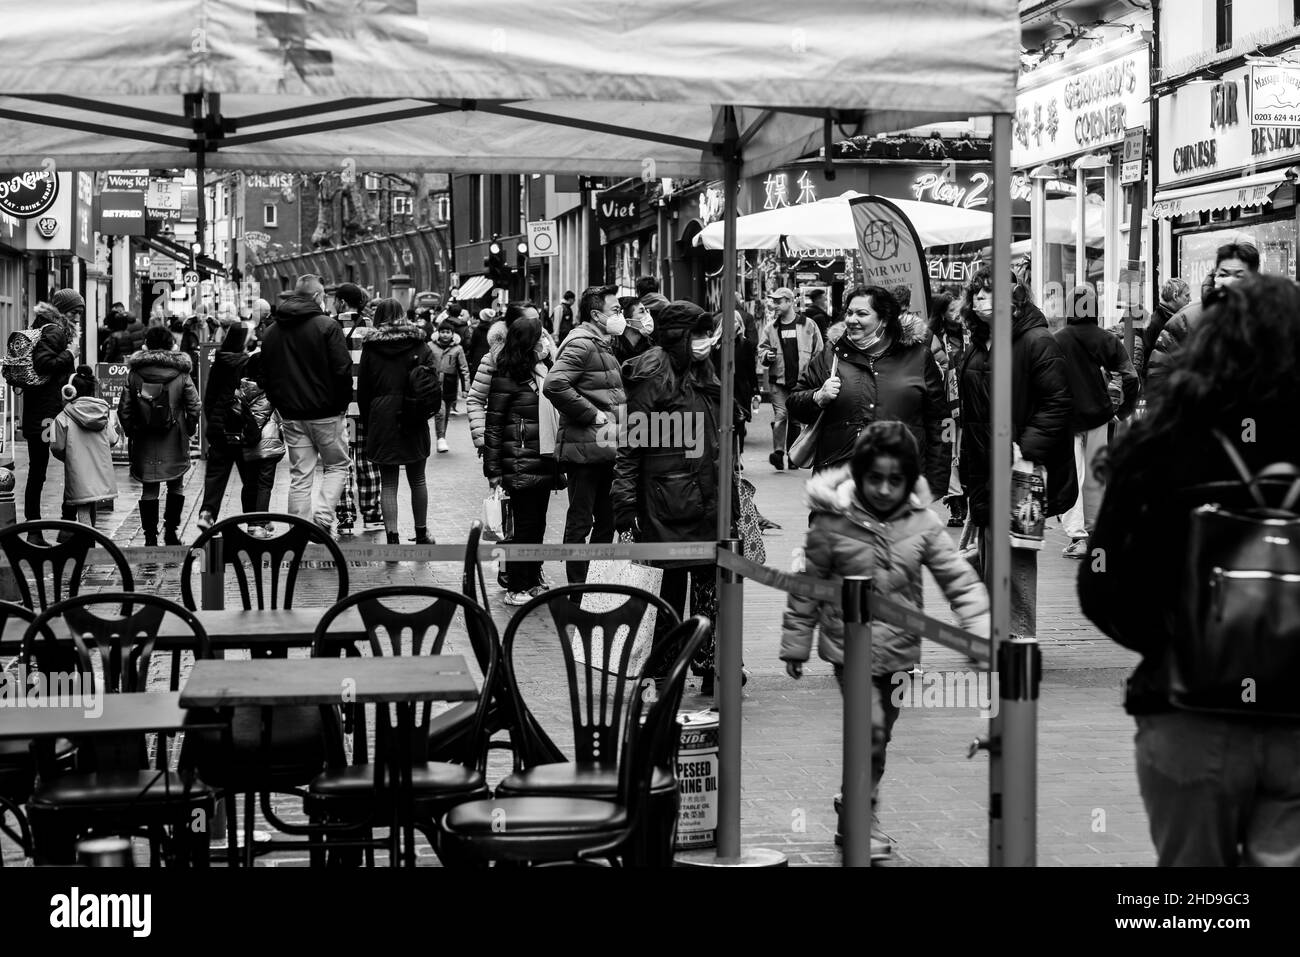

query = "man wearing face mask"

[
  {"left": 1146, "top": 242, "right": 1259, "bottom": 397},
  {"left": 261, "top": 274, "right": 355, "bottom": 534},
  {"left": 613, "top": 296, "right": 654, "bottom": 363},
  {"left": 544, "top": 284, "right": 628, "bottom": 585}
]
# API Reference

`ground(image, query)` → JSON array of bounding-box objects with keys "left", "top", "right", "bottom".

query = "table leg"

[{"left": 396, "top": 703, "right": 416, "bottom": 868}]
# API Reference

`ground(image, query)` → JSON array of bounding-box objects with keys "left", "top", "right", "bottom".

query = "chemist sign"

[{"left": 1250, "top": 63, "right": 1300, "bottom": 128}]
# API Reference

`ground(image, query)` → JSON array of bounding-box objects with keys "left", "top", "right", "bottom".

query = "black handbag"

[{"left": 1167, "top": 430, "right": 1300, "bottom": 716}]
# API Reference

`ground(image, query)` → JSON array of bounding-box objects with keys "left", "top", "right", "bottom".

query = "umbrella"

[{"left": 694, "top": 189, "right": 992, "bottom": 251}]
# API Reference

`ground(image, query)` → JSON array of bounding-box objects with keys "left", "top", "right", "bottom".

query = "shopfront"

[
  {"left": 1153, "top": 62, "right": 1300, "bottom": 289},
  {"left": 1012, "top": 36, "right": 1151, "bottom": 325}
]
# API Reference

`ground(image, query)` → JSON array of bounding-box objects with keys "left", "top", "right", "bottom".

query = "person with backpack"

[
  {"left": 357, "top": 298, "right": 438, "bottom": 545},
  {"left": 1078, "top": 275, "right": 1300, "bottom": 866},
  {"left": 50, "top": 365, "right": 122, "bottom": 530},
  {"left": 196, "top": 323, "right": 277, "bottom": 531},
  {"left": 6, "top": 291, "right": 83, "bottom": 543},
  {"left": 117, "top": 325, "right": 202, "bottom": 546}
]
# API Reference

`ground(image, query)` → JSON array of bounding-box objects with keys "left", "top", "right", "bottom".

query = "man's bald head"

[{"left": 251, "top": 298, "right": 271, "bottom": 320}]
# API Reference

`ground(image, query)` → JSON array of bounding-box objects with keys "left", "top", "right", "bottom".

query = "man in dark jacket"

[
  {"left": 260, "top": 274, "right": 354, "bottom": 533},
  {"left": 1146, "top": 242, "right": 1258, "bottom": 396},
  {"left": 1055, "top": 285, "right": 1139, "bottom": 558},
  {"left": 635, "top": 276, "right": 670, "bottom": 322},
  {"left": 803, "top": 287, "right": 833, "bottom": 339},
  {"left": 1142, "top": 277, "right": 1189, "bottom": 377},
  {"left": 554, "top": 290, "right": 576, "bottom": 342},
  {"left": 20, "top": 292, "right": 81, "bottom": 541},
  {"left": 543, "top": 284, "right": 627, "bottom": 584}
]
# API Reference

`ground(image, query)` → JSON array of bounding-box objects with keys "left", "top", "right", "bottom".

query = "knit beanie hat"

[{"left": 51, "top": 289, "right": 86, "bottom": 314}]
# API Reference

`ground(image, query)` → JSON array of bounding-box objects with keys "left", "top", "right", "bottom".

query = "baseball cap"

[{"left": 768, "top": 287, "right": 794, "bottom": 302}]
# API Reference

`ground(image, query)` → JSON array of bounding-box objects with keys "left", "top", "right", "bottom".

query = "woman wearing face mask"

[
  {"left": 787, "top": 285, "right": 950, "bottom": 496},
  {"left": 956, "top": 268, "right": 1075, "bottom": 562},
  {"left": 612, "top": 300, "right": 729, "bottom": 694}
]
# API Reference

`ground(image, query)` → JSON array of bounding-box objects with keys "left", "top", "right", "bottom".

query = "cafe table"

[{"left": 179, "top": 656, "right": 478, "bottom": 867}]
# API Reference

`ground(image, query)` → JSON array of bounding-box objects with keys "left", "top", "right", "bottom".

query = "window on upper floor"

[
  {"left": 1216, "top": 0, "right": 1232, "bottom": 52},
  {"left": 263, "top": 204, "right": 277, "bottom": 228}
]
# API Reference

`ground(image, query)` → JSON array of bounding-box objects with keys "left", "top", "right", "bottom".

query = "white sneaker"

[
  {"left": 503, "top": 590, "right": 534, "bottom": 606},
  {"left": 437, "top": 438, "right": 450, "bottom": 453}
]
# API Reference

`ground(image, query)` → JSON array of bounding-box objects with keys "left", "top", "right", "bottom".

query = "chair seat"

[
  {"left": 308, "top": 762, "right": 485, "bottom": 798},
  {"left": 496, "top": 761, "right": 675, "bottom": 798},
  {"left": 441, "top": 796, "right": 627, "bottom": 837},
  {"left": 31, "top": 771, "right": 213, "bottom": 807}
]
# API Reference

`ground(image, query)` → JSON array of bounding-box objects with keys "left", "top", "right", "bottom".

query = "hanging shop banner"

[
  {"left": 596, "top": 191, "right": 639, "bottom": 231},
  {"left": 96, "top": 191, "right": 146, "bottom": 236},
  {"left": 1011, "top": 38, "right": 1150, "bottom": 169},
  {"left": 24, "top": 172, "right": 74, "bottom": 252},
  {"left": 103, "top": 170, "right": 149, "bottom": 192},
  {"left": 0, "top": 169, "right": 59, "bottom": 220},
  {"left": 848, "top": 195, "right": 932, "bottom": 319},
  {"left": 1249, "top": 63, "right": 1300, "bottom": 128}
]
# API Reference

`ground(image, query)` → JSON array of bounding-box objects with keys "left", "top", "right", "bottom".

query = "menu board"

[{"left": 95, "top": 362, "right": 131, "bottom": 464}]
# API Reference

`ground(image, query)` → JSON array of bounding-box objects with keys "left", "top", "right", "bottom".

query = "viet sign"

[
  {"left": 1250, "top": 63, "right": 1300, "bottom": 128},
  {"left": 526, "top": 220, "right": 557, "bottom": 258},
  {"left": 0, "top": 170, "right": 59, "bottom": 219},
  {"left": 849, "top": 195, "right": 931, "bottom": 320}
]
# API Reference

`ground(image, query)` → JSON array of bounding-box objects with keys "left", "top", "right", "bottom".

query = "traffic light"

[
  {"left": 515, "top": 240, "right": 528, "bottom": 271},
  {"left": 190, "top": 241, "right": 202, "bottom": 272},
  {"left": 483, "top": 236, "right": 510, "bottom": 288}
]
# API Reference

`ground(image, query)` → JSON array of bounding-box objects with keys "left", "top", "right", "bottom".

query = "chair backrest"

[
  {"left": 0, "top": 599, "right": 41, "bottom": 659},
  {"left": 312, "top": 585, "right": 499, "bottom": 772},
  {"left": 461, "top": 521, "right": 491, "bottom": 610},
  {"left": 501, "top": 583, "right": 682, "bottom": 771},
  {"left": 0, "top": 521, "right": 134, "bottom": 611},
  {"left": 180, "top": 512, "right": 349, "bottom": 616}
]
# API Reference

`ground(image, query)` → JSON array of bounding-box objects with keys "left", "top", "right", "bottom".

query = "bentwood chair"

[
  {"left": 20, "top": 593, "right": 215, "bottom": 866},
  {"left": 0, "top": 601, "right": 55, "bottom": 863},
  {"left": 435, "top": 617, "right": 710, "bottom": 867},
  {"left": 303, "top": 585, "right": 499, "bottom": 865},
  {"left": 179, "top": 513, "right": 349, "bottom": 865},
  {"left": 0, "top": 520, "right": 134, "bottom": 611}
]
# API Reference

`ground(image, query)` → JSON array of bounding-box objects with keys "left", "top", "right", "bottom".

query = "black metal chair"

[
  {"left": 302, "top": 585, "right": 499, "bottom": 865},
  {"left": 425, "top": 522, "right": 563, "bottom": 770},
  {"left": 0, "top": 601, "right": 54, "bottom": 863},
  {"left": 20, "top": 593, "right": 215, "bottom": 866},
  {"left": 493, "top": 583, "right": 680, "bottom": 789},
  {"left": 435, "top": 616, "right": 711, "bottom": 867},
  {"left": 0, "top": 520, "right": 134, "bottom": 611},
  {"left": 178, "top": 513, "right": 349, "bottom": 865}
]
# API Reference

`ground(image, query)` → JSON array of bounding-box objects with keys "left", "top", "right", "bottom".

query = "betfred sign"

[{"left": 96, "top": 191, "right": 146, "bottom": 236}]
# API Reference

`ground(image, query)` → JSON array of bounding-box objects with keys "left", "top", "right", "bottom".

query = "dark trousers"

[
  {"left": 562, "top": 462, "right": 615, "bottom": 584},
  {"left": 833, "top": 669, "right": 901, "bottom": 812},
  {"left": 24, "top": 435, "right": 50, "bottom": 521},
  {"left": 201, "top": 442, "right": 277, "bottom": 518},
  {"left": 659, "top": 565, "right": 720, "bottom": 674},
  {"left": 505, "top": 485, "right": 551, "bottom": 590}
]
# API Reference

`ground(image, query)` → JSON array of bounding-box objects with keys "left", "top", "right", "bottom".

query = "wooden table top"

[
  {"left": 0, "top": 691, "right": 226, "bottom": 740},
  {"left": 179, "top": 656, "right": 478, "bottom": 708}
]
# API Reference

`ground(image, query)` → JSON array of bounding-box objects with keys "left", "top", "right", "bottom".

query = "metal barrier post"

[
  {"left": 999, "top": 636, "right": 1040, "bottom": 866},
  {"left": 715, "top": 537, "right": 744, "bottom": 861},
  {"left": 840, "top": 575, "right": 873, "bottom": 868}
]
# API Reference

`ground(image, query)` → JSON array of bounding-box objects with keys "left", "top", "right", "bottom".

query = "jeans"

[
  {"left": 435, "top": 380, "right": 458, "bottom": 440},
  {"left": 1062, "top": 424, "right": 1109, "bottom": 540},
  {"left": 281, "top": 416, "right": 352, "bottom": 530},
  {"left": 201, "top": 441, "right": 277, "bottom": 518},
  {"left": 505, "top": 485, "right": 551, "bottom": 590},
  {"left": 769, "top": 384, "right": 800, "bottom": 454},
  {"left": 1135, "top": 711, "right": 1300, "bottom": 866},
  {"left": 562, "top": 462, "right": 615, "bottom": 584},
  {"left": 379, "top": 460, "right": 429, "bottom": 534},
  {"left": 833, "top": 669, "right": 901, "bottom": 809},
  {"left": 24, "top": 435, "right": 53, "bottom": 521},
  {"left": 974, "top": 528, "right": 1038, "bottom": 639}
]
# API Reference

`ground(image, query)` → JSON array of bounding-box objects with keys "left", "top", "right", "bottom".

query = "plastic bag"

[{"left": 483, "top": 486, "right": 514, "bottom": 540}]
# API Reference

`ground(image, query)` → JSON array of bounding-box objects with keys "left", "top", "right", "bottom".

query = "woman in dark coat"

[
  {"left": 357, "top": 298, "right": 437, "bottom": 545},
  {"left": 20, "top": 298, "right": 79, "bottom": 539},
  {"left": 612, "top": 300, "right": 725, "bottom": 693},
  {"left": 788, "top": 284, "right": 950, "bottom": 494},
  {"left": 483, "top": 315, "right": 558, "bottom": 603},
  {"left": 117, "top": 325, "right": 202, "bottom": 546}
]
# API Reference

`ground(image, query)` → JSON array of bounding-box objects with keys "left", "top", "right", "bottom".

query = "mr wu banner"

[{"left": 848, "top": 195, "right": 932, "bottom": 318}]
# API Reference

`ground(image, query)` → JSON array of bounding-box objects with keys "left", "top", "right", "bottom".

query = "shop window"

[
  {"left": 263, "top": 204, "right": 277, "bottom": 228},
  {"left": 1216, "top": 0, "right": 1232, "bottom": 52},
  {"left": 393, "top": 196, "right": 413, "bottom": 216},
  {"left": 434, "top": 194, "right": 451, "bottom": 224}
]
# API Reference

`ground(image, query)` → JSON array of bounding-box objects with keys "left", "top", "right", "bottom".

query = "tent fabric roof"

[{"left": 0, "top": 0, "right": 1020, "bottom": 176}]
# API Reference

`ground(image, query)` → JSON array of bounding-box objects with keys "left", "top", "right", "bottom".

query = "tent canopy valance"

[{"left": 0, "top": 0, "right": 1020, "bottom": 177}]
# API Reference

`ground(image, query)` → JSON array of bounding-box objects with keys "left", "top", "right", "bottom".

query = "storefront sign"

[
  {"left": 96, "top": 191, "right": 146, "bottom": 236},
  {"left": 596, "top": 192, "right": 639, "bottom": 230},
  {"left": 246, "top": 173, "right": 295, "bottom": 189},
  {"left": 103, "top": 170, "right": 149, "bottom": 191},
  {"left": 145, "top": 179, "right": 182, "bottom": 210},
  {"left": 0, "top": 170, "right": 59, "bottom": 220},
  {"left": 1012, "top": 41, "right": 1149, "bottom": 168},
  {"left": 75, "top": 172, "right": 94, "bottom": 262},
  {"left": 1158, "top": 63, "right": 1300, "bottom": 186},
  {"left": 1250, "top": 63, "right": 1300, "bottom": 128},
  {"left": 25, "top": 173, "right": 75, "bottom": 253}
]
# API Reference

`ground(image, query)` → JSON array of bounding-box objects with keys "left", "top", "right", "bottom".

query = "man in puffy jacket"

[
  {"left": 543, "top": 284, "right": 627, "bottom": 584},
  {"left": 1055, "top": 285, "right": 1139, "bottom": 558},
  {"left": 260, "top": 275, "right": 354, "bottom": 533}
]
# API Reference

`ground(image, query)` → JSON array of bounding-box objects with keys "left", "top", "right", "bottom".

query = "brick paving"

[{"left": 1, "top": 403, "right": 1155, "bottom": 866}]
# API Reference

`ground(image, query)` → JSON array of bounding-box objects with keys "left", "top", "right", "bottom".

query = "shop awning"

[
  {"left": 453, "top": 276, "right": 493, "bottom": 300},
  {"left": 1151, "top": 171, "right": 1290, "bottom": 220}
]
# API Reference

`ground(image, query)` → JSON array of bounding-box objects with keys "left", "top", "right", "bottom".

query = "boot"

[
  {"left": 57, "top": 503, "right": 77, "bottom": 543},
  {"left": 139, "top": 499, "right": 160, "bottom": 548},
  {"left": 163, "top": 493, "right": 185, "bottom": 546},
  {"left": 386, "top": 531, "right": 401, "bottom": 545},
  {"left": 411, "top": 527, "right": 433, "bottom": 544}
]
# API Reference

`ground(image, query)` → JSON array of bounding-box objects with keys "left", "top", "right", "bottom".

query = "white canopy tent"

[
  {"left": 1, "top": 0, "right": 1024, "bottom": 867},
  {"left": 694, "top": 190, "right": 993, "bottom": 250}
]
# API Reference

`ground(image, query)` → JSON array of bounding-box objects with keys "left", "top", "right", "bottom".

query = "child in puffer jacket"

[
  {"left": 430, "top": 319, "right": 469, "bottom": 453},
  {"left": 51, "top": 365, "right": 122, "bottom": 528},
  {"left": 780, "top": 421, "right": 989, "bottom": 861}
]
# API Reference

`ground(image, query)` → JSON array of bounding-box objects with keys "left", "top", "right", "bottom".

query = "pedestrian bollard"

[
  {"left": 77, "top": 836, "right": 134, "bottom": 866},
  {"left": 999, "top": 635, "right": 1040, "bottom": 866},
  {"left": 841, "top": 575, "right": 874, "bottom": 868}
]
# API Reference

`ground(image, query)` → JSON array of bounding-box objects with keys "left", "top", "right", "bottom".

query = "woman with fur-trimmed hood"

[
  {"left": 357, "top": 298, "right": 438, "bottom": 544},
  {"left": 788, "top": 284, "right": 950, "bottom": 489}
]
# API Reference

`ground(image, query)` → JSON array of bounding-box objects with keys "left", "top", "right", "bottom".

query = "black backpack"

[
  {"left": 404, "top": 354, "right": 441, "bottom": 424},
  {"left": 133, "top": 379, "right": 177, "bottom": 434},
  {"left": 219, "top": 391, "right": 250, "bottom": 446},
  {"left": 1168, "top": 429, "right": 1300, "bottom": 716}
]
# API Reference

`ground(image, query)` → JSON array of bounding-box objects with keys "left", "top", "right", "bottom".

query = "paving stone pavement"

[{"left": 1, "top": 403, "right": 1154, "bottom": 866}]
